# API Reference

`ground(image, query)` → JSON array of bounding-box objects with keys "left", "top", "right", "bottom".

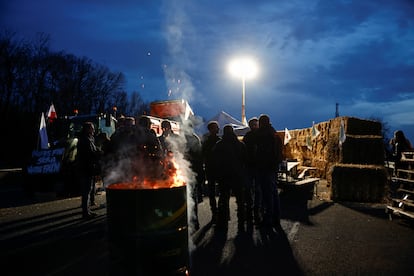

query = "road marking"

[{"left": 0, "top": 168, "right": 22, "bottom": 172}]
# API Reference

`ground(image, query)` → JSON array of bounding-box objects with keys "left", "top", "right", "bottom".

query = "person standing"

[
  {"left": 159, "top": 120, "right": 179, "bottom": 155},
  {"left": 242, "top": 117, "right": 260, "bottom": 227},
  {"left": 94, "top": 132, "right": 111, "bottom": 197},
  {"left": 213, "top": 124, "right": 247, "bottom": 231},
  {"left": 390, "top": 130, "right": 413, "bottom": 169},
  {"left": 183, "top": 122, "right": 204, "bottom": 233},
  {"left": 106, "top": 116, "right": 137, "bottom": 183},
  {"left": 133, "top": 115, "right": 164, "bottom": 180},
  {"left": 255, "top": 114, "right": 283, "bottom": 232},
  {"left": 201, "top": 121, "right": 221, "bottom": 223},
  {"left": 76, "top": 122, "right": 102, "bottom": 219}
]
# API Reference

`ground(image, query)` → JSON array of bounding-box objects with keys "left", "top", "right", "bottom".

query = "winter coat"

[
  {"left": 201, "top": 133, "right": 221, "bottom": 177},
  {"left": 213, "top": 133, "right": 246, "bottom": 183},
  {"left": 255, "top": 125, "right": 283, "bottom": 171}
]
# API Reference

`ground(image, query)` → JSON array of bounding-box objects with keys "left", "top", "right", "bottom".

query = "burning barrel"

[{"left": 106, "top": 183, "right": 189, "bottom": 275}]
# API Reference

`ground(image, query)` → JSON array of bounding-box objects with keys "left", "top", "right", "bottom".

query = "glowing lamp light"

[
  {"left": 228, "top": 57, "right": 259, "bottom": 126},
  {"left": 228, "top": 57, "right": 258, "bottom": 80}
]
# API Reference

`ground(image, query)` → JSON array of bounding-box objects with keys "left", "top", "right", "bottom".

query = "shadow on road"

[
  {"left": 0, "top": 205, "right": 108, "bottom": 276},
  {"left": 190, "top": 222, "right": 304, "bottom": 276}
]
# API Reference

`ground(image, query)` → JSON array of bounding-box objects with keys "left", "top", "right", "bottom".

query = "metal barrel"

[{"left": 106, "top": 184, "right": 188, "bottom": 275}]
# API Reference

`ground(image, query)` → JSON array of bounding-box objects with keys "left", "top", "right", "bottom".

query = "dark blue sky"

[{"left": 2, "top": 0, "right": 414, "bottom": 140}]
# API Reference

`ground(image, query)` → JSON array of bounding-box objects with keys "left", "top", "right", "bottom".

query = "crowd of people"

[
  {"left": 75, "top": 113, "right": 285, "bottom": 235},
  {"left": 75, "top": 113, "right": 283, "bottom": 236},
  {"left": 75, "top": 115, "right": 203, "bottom": 229},
  {"left": 76, "top": 112, "right": 414, "bottom": 240},
  {"left": 200, "top": 114, "right": 284, "bottom": 233}
]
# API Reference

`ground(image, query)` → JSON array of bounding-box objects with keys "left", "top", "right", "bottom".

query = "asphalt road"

[{"left": 1, "top": 171, "right": 414, "bottom": 275}]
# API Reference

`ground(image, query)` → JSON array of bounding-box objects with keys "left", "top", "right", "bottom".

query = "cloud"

[{"left": 2, "top": 0, "right": 414, "bottom": 139}]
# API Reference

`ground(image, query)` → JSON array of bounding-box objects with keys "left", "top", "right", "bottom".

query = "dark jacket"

[
  {"left": 255, "top": 125, "right": 283, "bottom": 171},
  {"left": 243, "top": 128, "right": 258, "bottom": 169},
  {"left": 159, "top": 130, "right": 180, "bottom": 155},
  {"left": 76, "top": 133, "right": 101, "bottom": 176},
  {"left": 213, "top": 132, "right": 246, "bottom": 183},
  {"left": 201, "top": 133, "right": 221, "bottom": 177},
  {"left": 185, "top": 132, "right": 204, "bottom": 183}
]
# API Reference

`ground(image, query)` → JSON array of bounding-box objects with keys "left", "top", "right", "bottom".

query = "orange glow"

[{"left": 108, "top": 157, "right": 186, "bottom": 190}]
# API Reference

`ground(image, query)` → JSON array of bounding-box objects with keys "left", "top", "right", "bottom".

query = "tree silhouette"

[{"left": 0, "top": 30, "right": 150, "bottom": 165}]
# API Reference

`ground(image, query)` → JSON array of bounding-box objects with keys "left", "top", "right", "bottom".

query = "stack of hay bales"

[
  {"left": 279, "top": 116, "right": 387, "bottom": 202},
  {"left": 331, "top": 117, "right": 387, "bottom": 202}
]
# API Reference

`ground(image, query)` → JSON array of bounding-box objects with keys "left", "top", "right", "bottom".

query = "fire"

[{"left": 109, "top": 155, "right": 186, "bottom": 190}]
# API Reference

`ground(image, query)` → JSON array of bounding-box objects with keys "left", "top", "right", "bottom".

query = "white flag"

[
  {"left": 284, "top": 128, "right": 292, "bottom": 145},
  {"left": 184, "top": 100, "right": 194, "bottom": 120},
  {"left": 339, "top": 119, "right": 346, "bottom": 146},
  {"left": 47, "top": 103, "right": 57, "bottom": 122},
  {"left": 39, "top": 112, "right": 49, "bottom": 149},
  {"left": 311, "top": 121, "right": 320, "bottom": 139}
]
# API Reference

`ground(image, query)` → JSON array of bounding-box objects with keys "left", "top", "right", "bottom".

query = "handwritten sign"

[{"left": 26, "top": 148, "right": 65, "bottom": 175}]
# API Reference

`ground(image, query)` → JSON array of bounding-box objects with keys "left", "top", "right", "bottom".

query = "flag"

[
  {"left": 47, "top": 103, "right": 57, "bottom": 122},
  {"left": 284, "top": 128, "right": 292, "bottom": 145},
  {"left": 184, "top": 100, "right": 194, "bottom": 120},
  {"left": 339, "top": 119, "right": 346, "bottom": 146},
  {"left": 311, "top": 121, "right": 320, "bottom": 139},
  {"left": 39, "top": 112, "right": 49, "bottom": 149}
]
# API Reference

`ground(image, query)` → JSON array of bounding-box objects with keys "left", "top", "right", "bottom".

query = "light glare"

[{"left": 228, "top": 57, "right": 258, "bottom": 79}]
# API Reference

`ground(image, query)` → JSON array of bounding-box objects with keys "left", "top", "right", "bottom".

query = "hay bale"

[
  {"left": 280, "top": 116, "right": 386, "bottom": 184},
  {"left": 331, "top": 164, "right": 387, "bottom": 202},
  {"left": 341, "top": 135, "right": 385, "bottom": 165},
  {"left": 346, "top": 117, "right": 382, "bottom": 136}
]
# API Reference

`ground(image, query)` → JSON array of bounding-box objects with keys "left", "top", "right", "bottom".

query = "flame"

[{"left": 109, "top": 155, "right": 186, "bottom": 190}]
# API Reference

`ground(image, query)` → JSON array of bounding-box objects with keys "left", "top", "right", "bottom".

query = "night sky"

[{"left": 2, "top": 0, "right": 414, "bottom": 141}]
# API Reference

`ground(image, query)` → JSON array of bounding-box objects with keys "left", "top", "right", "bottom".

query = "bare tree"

[
  {"left": 126, "top": 91, "right": 148, "bottom": 117},
  {"left": 0, "top": 30, "right": 28, "bottom": 115},
  {"left": 87, "top": 63, "right": 125, "bottom": 114}
]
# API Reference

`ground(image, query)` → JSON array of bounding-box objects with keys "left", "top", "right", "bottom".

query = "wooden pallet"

[
  {"left": 392, "top": 177, "right": 414, "bottom": 184},
  {"left": 390, "top": 197, "right": 414, "bottom": 207},
  {"left": 386, "top": 152, "right": 414, "bottom": 221},
  {"left": 386, "top": 205, "right": 414, "bottom": 220},
  {"left": 401, "top": 151, "right": 414, "bottom": 162}
]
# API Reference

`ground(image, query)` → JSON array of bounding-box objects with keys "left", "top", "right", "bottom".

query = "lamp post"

[{"left": 228, "top": 57, "right": 258, "bottom": 126}]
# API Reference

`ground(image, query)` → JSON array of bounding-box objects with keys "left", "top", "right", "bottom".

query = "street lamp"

[{"left": 228, "top": 57, "right": 258, "bottom": 126}]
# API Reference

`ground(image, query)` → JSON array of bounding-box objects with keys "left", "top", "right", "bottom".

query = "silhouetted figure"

[
  {"left": 202, "top": 121, "right": 221, "bottom": 223},
  {"left": 159, "top": 120, "right": 180, "bottom": 155},
  {"left": 76, "top": 122, "right": 102, "bottom": 219},
  {"left": 107, "top": 117, "right": 137, "bottom": 182},
  {"left": 390, "top": 130, "right": 413, "bottom": 169},
  {"left": 132, "top": 116, "right": 163, "bottom": 181},
  {"left": 255, "top": 114, "right": 283, "bottom": 231},
  {"left": 95, "top": 132, "right": 111, "bottom": 196},
  {"left": 213, "top": 124, "right": 247, "bottom": 231},
  {"left": 183, "top": 121, "right": 204, "bottom": 232},
  {"left": 242, "top": 117, "right": 260, "bottom": 226}
]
